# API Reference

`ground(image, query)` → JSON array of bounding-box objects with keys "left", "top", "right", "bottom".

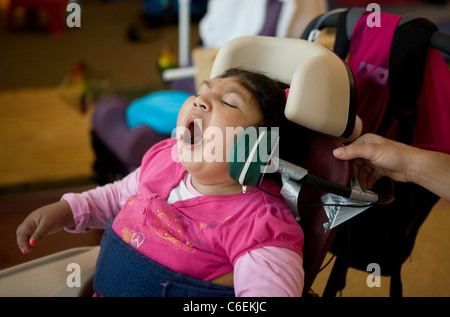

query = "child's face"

[{"left": 175, "top": 76, "right": 263, "bottom": 194}]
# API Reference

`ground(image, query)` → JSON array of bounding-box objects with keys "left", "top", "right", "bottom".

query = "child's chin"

[{"left": 177, "top": 139, "right": 203, "bottom": 163}]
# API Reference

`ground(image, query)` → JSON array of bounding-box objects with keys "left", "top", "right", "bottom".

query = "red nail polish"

[
  {"left": 29, "top": 238, "right": 36, "bottom": 246},
  {"left": 21, "top": 247, "right": 29, "bottom": 254}
]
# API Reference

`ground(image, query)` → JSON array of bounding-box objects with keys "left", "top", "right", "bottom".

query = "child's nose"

[{"left": 194, "top": 95, "right": 211, "bottom": 111}]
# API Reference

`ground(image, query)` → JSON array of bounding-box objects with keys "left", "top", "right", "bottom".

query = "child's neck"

[{"left": 190, "top": 174, "right": 246, "bottom": 195}]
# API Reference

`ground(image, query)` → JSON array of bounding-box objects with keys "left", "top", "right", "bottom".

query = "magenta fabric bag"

[
  {"left": 414, "top": 48, "right": 450, "bottom": 153},
  {"left": 348, "top": 12, "right": 450, "bottom": 154}
]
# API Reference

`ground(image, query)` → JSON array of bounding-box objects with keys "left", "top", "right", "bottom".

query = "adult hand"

[{"left": 333, "top": 133, "right": 450, "bottom": 201}]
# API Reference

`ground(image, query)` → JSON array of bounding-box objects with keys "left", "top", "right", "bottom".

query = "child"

[{"left": 16, "top": 68, "right": 305, "bottom": 297}]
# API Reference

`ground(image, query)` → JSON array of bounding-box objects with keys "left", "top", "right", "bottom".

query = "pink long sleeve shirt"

[{"left": 63, "top": 138, "right": 304, "bottom": 296}]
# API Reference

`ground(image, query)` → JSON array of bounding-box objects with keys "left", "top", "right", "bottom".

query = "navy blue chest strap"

[{"left": 93, "top": 220, "right": 235, "bottom": 297}]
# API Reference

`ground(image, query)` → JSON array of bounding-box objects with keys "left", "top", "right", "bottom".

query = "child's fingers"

[
  {"left": 16, "top": 220, "right": 37, "bottom": 254},
  {"left": 16, "top": 215, "right": 49, "bottom": 254},
  {"left": 27, "top": 221, "right": 52, "bottom": 246},
  {"left": 16, "top": 201, "right": 73, "bottom": 254}
]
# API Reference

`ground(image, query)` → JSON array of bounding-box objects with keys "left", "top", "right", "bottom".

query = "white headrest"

[{"left": 210, "top": 36, "right": 356, "bottom": 138}]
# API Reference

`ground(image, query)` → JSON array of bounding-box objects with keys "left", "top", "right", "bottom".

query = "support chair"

[{"left": 0, "top": 35, "right": 356, "bottom": 297}]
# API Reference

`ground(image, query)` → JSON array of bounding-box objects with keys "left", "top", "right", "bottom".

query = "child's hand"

[{"left": 16, "top": 200, "right": 75, "bottom": 254}]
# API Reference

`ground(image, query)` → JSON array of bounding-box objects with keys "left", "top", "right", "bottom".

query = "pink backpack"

[
  {"left": 348, "top": 12, "right": 450, "bottom": 153},
  {"left": 303, "top": 9, "right": 450, "bottom": 297}
]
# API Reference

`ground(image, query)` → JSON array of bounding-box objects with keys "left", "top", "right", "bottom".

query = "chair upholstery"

[{"left": 297, "top": 132, "right": 349, "bottom": 295}]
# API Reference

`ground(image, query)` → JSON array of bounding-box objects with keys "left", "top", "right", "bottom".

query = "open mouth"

[{"left": 182, "top": 117, "right": 203, "bottom": 146}]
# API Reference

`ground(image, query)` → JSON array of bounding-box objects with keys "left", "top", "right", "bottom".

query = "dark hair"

[{"left": 216, "top": 67, "right": 289, "bottom": 128}]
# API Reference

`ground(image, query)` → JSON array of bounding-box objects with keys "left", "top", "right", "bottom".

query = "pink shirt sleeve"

[
  {"left": 234, "top": 246, "right": 304, "bottom": 297},
  {"left": 62, "top": 168, "right": 141, "bottom": 232}
]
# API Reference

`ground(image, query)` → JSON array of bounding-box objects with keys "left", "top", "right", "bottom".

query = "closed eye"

[{"left": 222, "top": 100, "right": 238, "bottom": 108}]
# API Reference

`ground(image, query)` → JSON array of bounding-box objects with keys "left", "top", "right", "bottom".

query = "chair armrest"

[{"left": 0, "top": 246, "right": 100, "bottom": 297}]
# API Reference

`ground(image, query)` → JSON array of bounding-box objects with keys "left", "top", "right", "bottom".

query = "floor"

[
  {"left": 311, "top": 199, "right": 450, "bottom": 297},
  {"left": 0, "top": 88, "right": 95, "bottom": 187}
]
